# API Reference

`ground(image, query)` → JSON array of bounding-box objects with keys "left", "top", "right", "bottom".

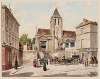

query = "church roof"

[
  {"left": 52, "top": 8, "right": 61, "bottom": 18},
  {"left": 63, "top": 30, "right": 76, "bottom": 38},
  {"left": 37, "top": 28, "right": 76, "bottom": 38},
  {"left": 37, "top": 28, "right": 50, "bottom": 35}
]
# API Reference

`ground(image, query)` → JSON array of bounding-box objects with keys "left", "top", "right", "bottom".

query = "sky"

[{"left": 2, "top": 0, "right": 98, "bottom": 38}]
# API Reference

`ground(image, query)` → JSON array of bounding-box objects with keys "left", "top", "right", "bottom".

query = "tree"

[
  {"left": 32, "top": 38, "right": 35, "bottom": 44},
  {"left": 27, "top": 38, "right": 32, "bottom": 45},
  {"left": 19, "top": 34, "right": 28, "bottom": 45},
  {"left": 19, "top": 34, "right": 34, "bottom": 50},
  {"left": 27, "top": 38, "right": 32, "bottom": 50}
]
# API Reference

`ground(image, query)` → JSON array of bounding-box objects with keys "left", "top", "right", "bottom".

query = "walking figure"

[
  {"left": 84, "top": 58, "right": 88, "bottom": 67},
  {"left": 46, "top": 59, "right": 48, "bottom": 65},
  {"left": 33, "top": 59, "right": 37, "bottom": 67},
  {"left": 15, "top": 58, "right": 18, "bottom": 69},
  {"left": 93, "top": 56, "right": 98, "bottom": 66},
  {"left": 90, "top": 56, "right": 94, "bottom": 66},
  {"left": 94, "top": 56, "right": 98, "bottom": 64},
  {"left": 43, "top": 60, "right": 47, "bottom": 71}
]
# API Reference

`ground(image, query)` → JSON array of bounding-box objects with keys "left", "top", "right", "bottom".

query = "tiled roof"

[
  {"left": 63, "top": 30, "right": 76, "bottom": 38},
  {"left": 37, "top": 28, "right": 50, "bottom": 35}
]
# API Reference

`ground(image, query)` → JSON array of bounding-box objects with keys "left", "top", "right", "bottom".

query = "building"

[
  {"left": 35, "top": 8, "right": 76, "bottom": 59},
  {"left": 76, "top": 19, "right": 98, "bottom": 63},
  {"left": 63, "top": 31, "right": 76, "bottom": 59},
  {"left": 19, "top": 43, "right": 23, "bottom": 66},
  {"left": 1, "top": 5, "right": 20, "bottom": 70}
]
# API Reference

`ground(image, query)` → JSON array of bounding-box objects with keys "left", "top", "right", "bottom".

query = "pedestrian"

[
  {"left": 93, "top": 56, "right": 98, "bottom": 66},
  {"left": 46, "top": 59, "right": 48, "bottom": 65},
  {"left": 15, "top": 59, "right": 18, "bottom": 70},
  {"left": 84, "top": 58, "right": 88, "bottom": 67},
  {"left": 43, "top": 60, "right": 47, "bottom": 71},
  {"left": 86, "top": 58, "right": 88, "bottom": 66},
  {"left": 33, "top": 59, "right": 37, "bottom": 67},
  {"left": 90, "top": 56, "right": 94, "bottom": 66}
]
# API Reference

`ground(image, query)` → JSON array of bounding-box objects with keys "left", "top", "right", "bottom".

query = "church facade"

[
  {"left": 34, "top": 8, "right": 98, "bottom": 64},
  {"left": 35, "top": 8, "right": 76, "bottom": 58}
]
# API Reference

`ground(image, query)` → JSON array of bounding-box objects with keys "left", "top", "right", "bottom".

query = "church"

[{"left": 35, "top": 8, "right": 76, "bottom": 58}]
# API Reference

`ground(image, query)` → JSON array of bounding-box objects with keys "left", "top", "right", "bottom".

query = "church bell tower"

[{"left": 50, "top": 8, "right": 63, "bottom": 53}]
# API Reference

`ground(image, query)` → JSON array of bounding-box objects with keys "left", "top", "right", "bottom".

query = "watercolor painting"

[{"left": 1, "top": 0, "right": 98, "bottom": 77}]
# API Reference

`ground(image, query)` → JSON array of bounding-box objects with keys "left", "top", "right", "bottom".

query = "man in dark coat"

[
  {"left": 33, "top": 59, "right": 37, "bottom": 67},
  {"left": 43, "top": 60, "right": 47, "bottom": 71},
  {"left": 15, "top": 59, "right": 18, "bottom": 69}
]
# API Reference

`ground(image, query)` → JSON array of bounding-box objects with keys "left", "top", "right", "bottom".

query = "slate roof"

[{"left": 52, "top": 8, "right": 61, "bottom": 18}]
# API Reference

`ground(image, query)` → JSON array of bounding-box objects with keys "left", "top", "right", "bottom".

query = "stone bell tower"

[{"left": 50, "top": 8, "right": 63, "bottom": 53}]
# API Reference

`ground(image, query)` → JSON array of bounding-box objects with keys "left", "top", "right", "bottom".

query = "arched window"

[
  {"left": 54, "top": 19, "right": 56, "bottom": 24},
  {"left": 65, "top": 42, "right": 69, "bottom": 48},
  {"left": 70, "top": 42, "right": 75, "bottom": 47},
  {"left": 40, "top": 41, "right": 46, "bottom": 48},
  {"left": 58, "top": 19, "right": 59, "bottom": 25}
]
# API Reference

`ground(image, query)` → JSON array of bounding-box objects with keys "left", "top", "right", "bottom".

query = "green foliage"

[
  {"left": 19, "top": 34, "right": 35, "bottom": 45},
  {"left": 27, "top": 38, "right": 32, "bottom": 45},
  {"left": 19, "top": 34, "right": 28, "bottom": 45},
  {"left": 32, "top": 38, "right": 35, "bottom": 44}
]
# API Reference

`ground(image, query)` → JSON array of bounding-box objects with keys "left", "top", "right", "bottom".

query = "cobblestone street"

[
  {"left": 2, "top": 51, "right": 97, "bottom": 77},
  {"left": 2, "top": 63, "right": 97, "bottom": 77}
]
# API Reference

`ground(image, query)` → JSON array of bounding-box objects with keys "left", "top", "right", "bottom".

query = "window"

[
  {"left": 70, "top": 42, "right": 75, "bottom": 47},
  {"left": 80, "top": 27, "right": 84, "bottom": 34},
  {"left": 58, "top": 19, "right": 59, "bottom": 25},
  {"left": 54, "top": 19, "right": 56, "bottom": 25},
  {"left": 65, "top": 43, "right": 69, "bottom": 48},
  {"left": 40, "top": 41, "right": 46, "bottom": 48}
]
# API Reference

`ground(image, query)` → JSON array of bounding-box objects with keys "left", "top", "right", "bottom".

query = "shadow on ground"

[
  {"left": 2, "top": 72, "right": 34, "bottom": 77},
  {"left": 2, "top": 71, "right": 97, "bottom": 77},
  {"left": 33, "top": 72, "right": 97, "bottom": 77}
]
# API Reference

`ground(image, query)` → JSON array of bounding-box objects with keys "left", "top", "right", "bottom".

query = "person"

[
  {"left": 33, "top": 59, "right": 37, "bottom": 67},
  {"left": 15, "top": 59, "right": 18, "bottom": 69},
  {"left": 84, "top": 58, "right": 88, "bottom": 67},
  {"left": 46, "top": 59, "right": 48, "bottom": 65},
  {"left": 90, "top": 56, "right": 94, "bottom": 66},
  {"left": 43, "top": 60, "right": 47, "bottom": 71},
  {"left": 86, "top": 58, "right": 88, "bottom": 66},
  {"left": 93, "top": 56, "right": 98, "bottom": 66}
]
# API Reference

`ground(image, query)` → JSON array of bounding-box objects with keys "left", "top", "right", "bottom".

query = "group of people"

[
  {"left": 89, "top": 56, "right": 98, "bottom": 66},
  {"left": 81, "top": 56, "right": 98, "bottom": 67},
  {"left": 33, "top": 58, "right": 48, "bottom": 71}
]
